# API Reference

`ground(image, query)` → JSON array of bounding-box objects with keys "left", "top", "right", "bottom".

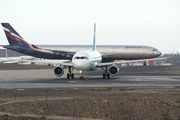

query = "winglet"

[{"left": 93, "top": 23, "right": 96, "bottom": 51}]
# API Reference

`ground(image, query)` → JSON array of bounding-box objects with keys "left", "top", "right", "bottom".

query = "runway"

[{"left": 0, "top": 66, "right": 180, "bottom": 89}]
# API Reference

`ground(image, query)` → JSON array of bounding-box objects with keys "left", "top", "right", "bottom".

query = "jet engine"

[
  {"left": 54, "top": 65, "right": 64, "bottom": 77},
  {"left": 108, "top": 65, "right": 119, "bottom": 76}
]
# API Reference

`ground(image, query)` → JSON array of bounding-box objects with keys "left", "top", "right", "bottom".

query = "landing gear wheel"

[
  {"left": 101, "top": 66, "right": 111, "bottom": 79},
  {"left": 71, "top": 73, "right": 74, "bottom": 79},
  {"left": 102, "top": 73, "right": 110, "bottom": 79},
  {"left": 67, "top": 73, "right": 70, "bottom": 79},
  {"left": 103, "top": 73, "right": 105, "bottom": 79},
  {"left": 107, "top": 73, "right": 110, "bottom": 79},
  {"left": 80, "top": 76, "right": 84, "bottom": 80},
  {"left": 143, "top": 61, "right": 147, "bottom": 66}
]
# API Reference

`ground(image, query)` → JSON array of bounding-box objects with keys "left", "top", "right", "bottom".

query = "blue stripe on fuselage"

[{"left": 16, "top": 45, "right": 72, "bottom": 60}]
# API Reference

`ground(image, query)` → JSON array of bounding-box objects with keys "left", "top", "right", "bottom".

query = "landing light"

[{"left": 79, "top": 70, "right": 82, "bottom": 73}]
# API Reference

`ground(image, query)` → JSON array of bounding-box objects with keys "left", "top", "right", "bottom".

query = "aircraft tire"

[
  {"left": 143, "top": 62, "right": 147, "bottom": 66},
  {"left": 67, "top": 73, "right": 70, "bottom": 79},
  {"left": 103, "top": 73, "right": 105, "bottom": 79},
  {"left": 71, "top": 73, "right": 74, "bottom": 79},
  {"left": 107, "top": 73, "right": 110, "bottom": 79}
]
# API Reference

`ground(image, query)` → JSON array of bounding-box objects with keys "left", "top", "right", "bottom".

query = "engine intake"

[
  {"left": 54, "top": 65, "right": 64, "bottom": 77},
  {"left": 108, "top": 65, "right": 119, "bottom": 75}
]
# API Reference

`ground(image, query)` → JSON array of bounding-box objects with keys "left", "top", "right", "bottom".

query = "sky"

[{"left": 0, "top": 0, "right": 180, "bottom": 54}]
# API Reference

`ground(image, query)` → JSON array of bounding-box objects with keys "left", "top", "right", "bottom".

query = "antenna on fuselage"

[{"left": 93, "top": 23, "right": 96, "bottom": 51}]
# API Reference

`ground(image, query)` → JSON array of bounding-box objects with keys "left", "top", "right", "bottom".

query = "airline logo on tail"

[
  {"left": 1, "top": 23, "right": 52, "bottom": 54},
  {"left": 1, "top": 23, "right": 26, "bottom": 45}
]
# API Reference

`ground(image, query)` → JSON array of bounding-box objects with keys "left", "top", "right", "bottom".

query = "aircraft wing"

[
  {"left": 37, "top": 48, "right": 76, "bottom": 56},
  {"left": 10, "top": 59, "right": 73, "bottom": 66},
  {"left": 2, "top": 61, "right": 19, "bottom": 64},
  {"left": 97, "top": 57, "right": 168, "bottom": 67}
]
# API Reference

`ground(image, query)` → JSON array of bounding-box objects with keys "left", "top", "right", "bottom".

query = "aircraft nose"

[
  {"left": 158, "top": 51, "right": 162, "bottom": 56},
  {"left": 73, "top": 61, "right": 90, "bottom": 71}
]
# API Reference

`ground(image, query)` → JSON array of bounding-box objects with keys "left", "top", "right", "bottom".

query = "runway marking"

[
  {"left": 68, "top": 81, "right": 75, "bottom": 83},
  {"left": 0, "top": 71, "right": 9, "bottom": 72},
  {"left": 121, "top": 72, "right": 155, "bottom": 73}
]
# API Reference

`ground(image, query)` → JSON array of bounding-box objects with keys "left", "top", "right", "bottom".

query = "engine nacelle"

[
  {"left": 53, "top": 65, "right": 64, "bottom": 77},
  {"left": 108, "top": 65, "right": 119, "bottom": 76}
]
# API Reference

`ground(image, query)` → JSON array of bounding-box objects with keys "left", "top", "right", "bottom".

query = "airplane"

[
  {"left": 0, "top": 23, "right": 162, "bottom": 64},
  {"left": 130, "top": 60, "right": 154, "bottom": 66},
  {"left": 7, "top": 23, "right": 168, "bottom": 79},
  {"left": 0, "top": 49, "right": 35, "bottom": 63},
  {"left": 0, "top": 56, "right": 34, "bottom": 64}
]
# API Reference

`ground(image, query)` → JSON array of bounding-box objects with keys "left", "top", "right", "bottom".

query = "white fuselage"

[{"left": 72, "top": 50, "right": 102, "bottom": 71}]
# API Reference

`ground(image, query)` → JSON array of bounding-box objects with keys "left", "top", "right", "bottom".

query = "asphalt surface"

[{"left": 0, "top": 65, "right": 180, "bottom": 89}]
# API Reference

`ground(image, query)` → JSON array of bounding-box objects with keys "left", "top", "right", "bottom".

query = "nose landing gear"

[
  {"left": 80, "top": 76, "right": 84, "bottom": 80},
  {"left": 79, "top": 70, "right": 84, "bottom": 80}
]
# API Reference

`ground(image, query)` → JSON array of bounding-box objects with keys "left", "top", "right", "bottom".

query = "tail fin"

[
  {"left": 1, "top": 23, "right": 27, "bottom": 45},
  {"left": 1, "top": 23, "right": 39, "bottom": 50},
  {"left": 93, "top": 23, "right": 96, "bottom": 51}
]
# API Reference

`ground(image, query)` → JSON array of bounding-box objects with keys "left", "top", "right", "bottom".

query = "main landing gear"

[
  {"left": 67, "top": 66, "right": 74, "bottom": 79},
  {"left": 143, "top": 61, "right": 147, "bottom": 66},
  {"left": 101, "top": 66, "right": 110, "bottom": 79}
]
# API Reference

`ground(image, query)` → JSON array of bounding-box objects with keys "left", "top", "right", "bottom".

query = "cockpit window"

[
  {"left": 152, "top": 49, "right": 158, "bottom": 51},
  {"left": 74, "top": 56, "right": 88, "bottom": 59}
]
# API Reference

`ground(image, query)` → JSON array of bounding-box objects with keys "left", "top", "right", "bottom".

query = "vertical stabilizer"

[
  {"left": 93, "top": 23, "right": 96, "bottom": 51},
  {"left": 1, "top": 23, "right": 39, "bottom": 49},
  {"left": 1, "top": 23, "right": 25, "bottom": 45}
]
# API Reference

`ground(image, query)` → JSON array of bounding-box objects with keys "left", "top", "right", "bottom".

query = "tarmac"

[
  {"left": 0, "top": 64, "right": 180, "bottom": 119},
  {"left": 0, "top": 65, "right": 180, "bottom": 89}
]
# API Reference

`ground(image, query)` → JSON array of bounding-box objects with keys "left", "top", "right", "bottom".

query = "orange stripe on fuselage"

[{"left": 5, "top": 33, "right": 52, "bottom": 54}]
